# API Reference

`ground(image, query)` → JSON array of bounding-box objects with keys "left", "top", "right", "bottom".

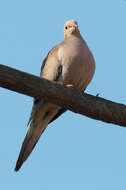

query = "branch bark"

[{"left": 0, "top": 64, "right": 126, "bottom": 127}]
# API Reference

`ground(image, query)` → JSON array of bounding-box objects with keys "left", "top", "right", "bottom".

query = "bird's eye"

[{"left": 65, "top": 26, "right": 68, "bottom": 30}]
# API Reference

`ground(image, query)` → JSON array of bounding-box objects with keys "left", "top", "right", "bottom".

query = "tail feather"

[
  {"left": 27, "top": 99, "right": 43, "bottom": 126},
  {"left": 15, "top": 103, "right": 60, "bottom": 171}
]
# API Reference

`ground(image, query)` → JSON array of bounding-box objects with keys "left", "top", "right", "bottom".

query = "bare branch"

[{"left": 0, "top": 64, "right": 126, "bottom": 127}]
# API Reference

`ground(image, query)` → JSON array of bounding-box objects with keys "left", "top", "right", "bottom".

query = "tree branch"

[{"left": 0, "top": 64, "right": 126, "bottom": 127}]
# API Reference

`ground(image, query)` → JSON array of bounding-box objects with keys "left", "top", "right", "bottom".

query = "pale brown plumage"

[{"left": 15, "top": 20, "right": 95, "bottom": 171}]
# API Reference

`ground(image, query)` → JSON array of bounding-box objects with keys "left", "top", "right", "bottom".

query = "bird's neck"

[{"left": 64, "top": 31, "right": 82, "bottom": 40}]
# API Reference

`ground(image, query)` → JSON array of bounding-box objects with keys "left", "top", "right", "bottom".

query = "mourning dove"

[{"left": 15, "top": 20, "right": 95, "bottom": 171}]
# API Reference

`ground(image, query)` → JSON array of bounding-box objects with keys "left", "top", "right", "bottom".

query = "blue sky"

[{"left": 0, "top": 0, "right": 126, "bottom": 189}]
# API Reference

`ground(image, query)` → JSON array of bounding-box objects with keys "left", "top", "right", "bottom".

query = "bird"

[{"left": 15, "top": 20, "right": 95, "bottom": 171}]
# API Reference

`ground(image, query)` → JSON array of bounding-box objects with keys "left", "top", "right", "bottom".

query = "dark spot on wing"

[
  {"left": 43, "top": 111, "right": 50, "bottom": 119},
  {"left": 54, "top": 65, "right": 62, "bottom": 81}
]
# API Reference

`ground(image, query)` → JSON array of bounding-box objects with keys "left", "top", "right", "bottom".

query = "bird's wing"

[
  {"left": 15, "top": 45, "right": 65, "bottom": 171},
  {"left": 27, "top": 45, "right": 66, "bottom": 126}
]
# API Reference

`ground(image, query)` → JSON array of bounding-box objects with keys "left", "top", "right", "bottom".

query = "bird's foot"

[{"left": 66, "top": 84, "right": 74, "bottom": 88}]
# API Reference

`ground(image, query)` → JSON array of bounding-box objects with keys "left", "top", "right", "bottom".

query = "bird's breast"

[{"left": 57, "top": 39, "right": 95, "bottom": 90}]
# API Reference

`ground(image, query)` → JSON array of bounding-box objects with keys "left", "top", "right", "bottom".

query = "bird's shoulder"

[{"left": 40, "top": 45, "right": 60, "bottom": 75}]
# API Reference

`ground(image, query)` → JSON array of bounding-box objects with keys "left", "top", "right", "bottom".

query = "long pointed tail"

[{"left": 15, "top": 103, "right": 60, "bottom": 171}]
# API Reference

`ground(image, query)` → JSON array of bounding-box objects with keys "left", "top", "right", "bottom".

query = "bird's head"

[{"left": 64, "top": 20, "right": 80, "bottom": 38}]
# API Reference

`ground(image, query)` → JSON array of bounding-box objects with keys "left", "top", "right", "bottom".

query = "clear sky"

[{"left": 0, "top": 0, "right": 126, "bottom": 189}]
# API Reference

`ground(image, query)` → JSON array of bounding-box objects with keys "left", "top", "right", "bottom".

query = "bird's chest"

[
  {"left": 57, "top": 44, "right": 88, "bottom": 89},
  {"left": 58, "top": 43, "right": 86, "bottom": 72}
]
